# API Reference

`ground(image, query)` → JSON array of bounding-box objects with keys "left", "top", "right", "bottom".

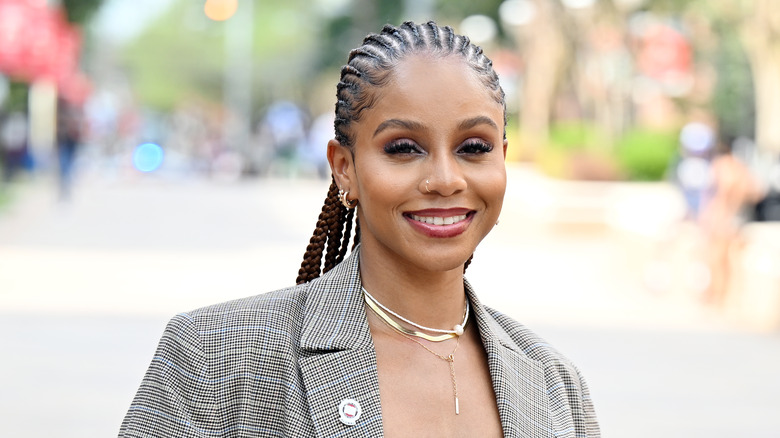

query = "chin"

[{"left": 410, "top": 248, "right": 474, "bottom": 273}]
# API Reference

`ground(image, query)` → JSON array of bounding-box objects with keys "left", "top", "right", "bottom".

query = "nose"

[{"left": 422, "top": 152, "right": 467, "bottom": 196}]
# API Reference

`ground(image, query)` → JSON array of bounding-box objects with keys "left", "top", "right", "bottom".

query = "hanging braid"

[
  {"left": 297, "top": 21, "right": 506, "bottom": 284},
  {"left": 296, "top": 179, "right": 340, "bottom": 284}
]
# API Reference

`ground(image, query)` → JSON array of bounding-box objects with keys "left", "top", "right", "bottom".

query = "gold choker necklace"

[{"left": 362, "top": 287, "right": 469, "bottom": 342}]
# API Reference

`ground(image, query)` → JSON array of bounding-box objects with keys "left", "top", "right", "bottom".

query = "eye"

[
  {"left": 384, "top": 140, "right": 423, "bottom": 155},
  {"left": 458, "top": 140, "right": 493, "bottom": 155}
]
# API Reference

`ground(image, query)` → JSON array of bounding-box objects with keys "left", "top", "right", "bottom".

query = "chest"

[{"left": 372, "top": 331, "right": 504, "bottom": 437}]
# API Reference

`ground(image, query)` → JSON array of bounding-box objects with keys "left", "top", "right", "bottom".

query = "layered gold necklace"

[{"left": 363, "top": 287, "right": 468, "bottom": 415}]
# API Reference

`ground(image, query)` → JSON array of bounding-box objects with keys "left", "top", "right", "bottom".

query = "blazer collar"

[{"left": 299, "top": 247, "right": 371, "bottom": 351}]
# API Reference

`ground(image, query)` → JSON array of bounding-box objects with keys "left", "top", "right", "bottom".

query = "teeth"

[{"left": 411, "top": 214, "right": 468, "bottom": 225}]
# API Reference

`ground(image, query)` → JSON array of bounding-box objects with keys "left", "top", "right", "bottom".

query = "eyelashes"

[
  {"left": 383, "top": 141, "right": 421, "bottom": 155},
  {"left": 458, "top": 140, "right": 493, "bottom": 154},
  {"left": 383, "top": 139, "right": 494, "bottom": 155}
]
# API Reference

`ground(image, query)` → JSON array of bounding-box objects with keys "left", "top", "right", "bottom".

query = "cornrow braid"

[
  {"left": 298, "top": 21, "right": 507, "bottom": 283},
  {"left": 400, "top": 21, "right": 423, "bottom": 48},
  {"left": 426, "top": 21, "right": 442, "bottom": 49}
]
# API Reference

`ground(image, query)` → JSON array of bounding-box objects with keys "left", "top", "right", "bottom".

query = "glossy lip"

[{"left": 403, "top": 208, "right": 475, "bottom": 238}]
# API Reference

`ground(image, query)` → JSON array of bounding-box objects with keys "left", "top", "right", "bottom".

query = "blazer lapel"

[
  {"left": 299, "top": 249, "right": 385, "bottom": 437},
  {"left": 467, "top": 282, "right": 554, "bottom": 438}
]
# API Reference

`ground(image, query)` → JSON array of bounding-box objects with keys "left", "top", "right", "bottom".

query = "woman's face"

[{"left": 330, "top": 54, "right": 507, "bottom": 273}]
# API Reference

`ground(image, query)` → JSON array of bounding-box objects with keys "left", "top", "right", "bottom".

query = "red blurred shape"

[
  {"left": 0, "top": 0, "right": 90, "bottom": 104},
  {"left": 638, "top": 24, "right": 692, "bottom": 80}
]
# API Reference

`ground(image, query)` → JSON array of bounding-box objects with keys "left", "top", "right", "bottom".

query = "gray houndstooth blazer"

[{"left": 120, "top": 247, "right": 600, "bottom": 437}]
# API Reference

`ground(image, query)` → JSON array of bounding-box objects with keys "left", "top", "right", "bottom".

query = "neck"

[{"left": 358, "top": 244, "right": 467, "bottom": 330}]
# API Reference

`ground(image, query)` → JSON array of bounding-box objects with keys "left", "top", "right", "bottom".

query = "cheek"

[
  {"left": 355, "top": 160, "right": 418, "bottom": 209},
  {"left": 472, "top": 165, "right": 507, "bottom": 202}
]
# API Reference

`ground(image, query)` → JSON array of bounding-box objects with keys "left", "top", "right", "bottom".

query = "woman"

[{"left": 120, "top": 21, "right": 599, "bottom": 437}]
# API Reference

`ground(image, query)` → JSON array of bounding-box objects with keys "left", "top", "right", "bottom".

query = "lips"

[{"left": 404, "top": 208, "right": 475, "bottom": 238}]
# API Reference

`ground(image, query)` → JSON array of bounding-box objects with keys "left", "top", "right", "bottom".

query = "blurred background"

[{"left": 1, "top": 0, "right": 780, "bottom": 436}]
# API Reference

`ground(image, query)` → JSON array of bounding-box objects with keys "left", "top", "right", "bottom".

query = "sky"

[{"left": 91, "top": 0, "right": 175, "bottom": 44}]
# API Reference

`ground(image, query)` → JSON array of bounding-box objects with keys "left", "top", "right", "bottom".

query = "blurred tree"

[
  {"left": 645, "top": 0, "right": 777, "bottom": 153},
  {"left": 61, "top": 0, "right": 104, "bottom": 25},
  {"left": 121, "top": 0, "right": 320, "bottom": 112},
  {"left": 436, "top": 0, "right": 506, "bottom": 35},
  {"left": 709, "top": 12, "right": 754, "bottom": 141},
  {"left": 314, "top": 0, "right": 405, "bottom": 72},
  {"left": 740, "top": 0, "right": 780, "bottom": 154},
  {"left": 512, "top": 0, "right": 572, "bottom": 160},
  {"left": 3, "top": 82, "right": 29, "bottom": 113}
]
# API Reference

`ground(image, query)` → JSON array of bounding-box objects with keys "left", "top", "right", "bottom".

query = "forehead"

[{"left": 358, "top": 54, "right": 503, "bottom": 133}]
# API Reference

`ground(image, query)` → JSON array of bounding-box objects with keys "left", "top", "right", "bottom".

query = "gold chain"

[
  {"left": 364, "top": 291, "right": 460, "bottom": 342},
  {"left": 369, "top": 305, "right": 462, "bottom": 415}
]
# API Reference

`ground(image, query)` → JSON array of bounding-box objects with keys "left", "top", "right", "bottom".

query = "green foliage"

[
  {"left": 0, "top": 191, "right": 10, "bottom": 213},
  {"left": 548, "top": 121, "right": 605, "bottom": 151},
  {"left": 317, "top": 15, "right": 354, "bottom": 71},
  {"left": 121, "top": 0, "right": 321, "bottom": 111},
  {"left": 121, "top": 6, "right": 225, "bottom": 110},
  {"left": 615, "top": 129, "right": 678, "bottom": 181},
  {"left": 3, "top": 82, "right": 29, "bottom": 113},
  {"left": 642, "top": 0, "right": 698, "bottom": 13},
  {"left": 711, "top": 22, "right": 754, "bottom": 140},
  {"left": 315, "top": 0, "right": 405, "bottom": 72},
  {"left": 435, "top": 0, "right": 507, "bottom": 40},
  {"left": 61, "top": 0, "right": 105, "bottom": 25}
]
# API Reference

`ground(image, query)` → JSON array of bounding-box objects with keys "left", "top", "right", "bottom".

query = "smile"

[
  {"left": 404, "top": 209, "right": 475, "bottom": 238},
  {"left": 409, "top": 214, "right": 469, "bottom": 226}
]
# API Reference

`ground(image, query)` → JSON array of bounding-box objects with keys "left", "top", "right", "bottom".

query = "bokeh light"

[
  {"left": 132, "top": 143, "right": 165, "bottom": 172},
  {"left": 499, "top": 0, "right": 537, "bottom": 27},
  {"left": 561, "top": 0, "right": 597, "bottom": 9},
  {"left": 679, "top": 122, "right": 715, "bottom": 154},
  {"left": 204, "top": 0, "right": 238, "bottom": 21},
  {"left": 459, "top": 15, "right": 497, "bottom": 45}
]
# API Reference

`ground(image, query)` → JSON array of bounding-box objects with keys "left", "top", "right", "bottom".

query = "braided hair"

[{"left": 296, "top": 21, "right": 505, "bottom": 284}]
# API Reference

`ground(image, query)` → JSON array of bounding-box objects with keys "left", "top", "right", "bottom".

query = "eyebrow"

[
  {"left": 373, "top": 119, "right": 426, "bottom": 138},
  {"left": 373, "top": 116, "right": 498, "bottom": 138},
  {"left": 458, "top": 116, "right": 499, "bottom": 132}
]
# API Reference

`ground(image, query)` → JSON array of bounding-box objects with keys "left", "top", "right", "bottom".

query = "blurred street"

[{"left": 1, "top": 166, "right": 779, "bottom": 437}]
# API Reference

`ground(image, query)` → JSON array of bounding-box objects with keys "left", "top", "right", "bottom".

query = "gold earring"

[{"left": 339, "top": 189, "right": 357, "bottom": 209}]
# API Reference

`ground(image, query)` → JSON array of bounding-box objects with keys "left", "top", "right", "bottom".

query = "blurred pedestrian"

[
  {"left": 675, "top": 121, "right": 717, "bottom": 222},
  {"left": 0, "top": 112, "right": 30, "bottom": 183},
  {"left": 56, "top": 97, "right": 84, "bottom": 200},
  {"left": 120, "top": 21, "right": 599, "bottom": 437},
  {"left": 698, "top": 138, "right": 763, "bottom": 306}
]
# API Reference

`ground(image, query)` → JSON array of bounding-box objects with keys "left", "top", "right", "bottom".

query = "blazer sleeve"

[
  {"left": 574, "top": 365, "right": 600, "bottom": 437},
  {"left": 119, "top": 313, "right": 223, "bottom": 438}
]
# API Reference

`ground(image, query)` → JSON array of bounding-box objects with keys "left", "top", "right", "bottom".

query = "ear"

[
  {"left": 502, "top": 139, "right": 508, "bottom": 160},
  {"left": 327, "top": 139, "right": 356, "bottom": 193}
]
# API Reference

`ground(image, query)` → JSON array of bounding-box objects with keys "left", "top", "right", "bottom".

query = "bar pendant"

[{"left": 455, "top": 397, "right": 460, "bottom": 415}]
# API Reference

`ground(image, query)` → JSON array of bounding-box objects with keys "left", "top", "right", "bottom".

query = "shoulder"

[
  {"left": 165, "top": 283, "right": 312, "bottom": 347},
  {"left": 121, "top": 284, "right": 319, "bottom": 436},
  {"left": 483, "top": 305, "right": 577, "bottom": 367},
  {"left": 483, "top": 306, "right": 601, "bottom": 435}
]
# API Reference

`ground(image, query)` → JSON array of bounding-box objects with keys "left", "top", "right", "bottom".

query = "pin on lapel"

[{"left": 338, "top": 399, "right": 362, "bottom": 426}]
